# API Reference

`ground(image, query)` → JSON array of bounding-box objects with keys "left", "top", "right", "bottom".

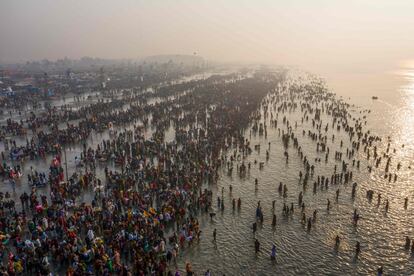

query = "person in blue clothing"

[
  {"left": 377, "top": 266, "right": 383, "bottom": 276},
  {"left": 270, "top": 244, "right": 277, "bottom": 260}
]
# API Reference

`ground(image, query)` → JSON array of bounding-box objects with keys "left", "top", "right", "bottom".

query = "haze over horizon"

[
  {"left": 1, "top": 0, "right": 414, "bottom": 75},
  {"left": 2, "top": 2, "right": 414, "bottom": 275}
]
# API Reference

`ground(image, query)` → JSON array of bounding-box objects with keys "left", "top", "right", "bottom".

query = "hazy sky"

[{"left": 1, "top": 0, "right": 414, "bottom": 74}]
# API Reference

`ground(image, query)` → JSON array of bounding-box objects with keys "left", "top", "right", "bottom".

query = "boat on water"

[{"left": 372, "top": 96, "right": 378, "bottom": 100}]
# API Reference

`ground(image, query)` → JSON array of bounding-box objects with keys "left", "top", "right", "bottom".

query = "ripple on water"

[{"left": 176, "top": 83, "right": 414, "bottom": 274}]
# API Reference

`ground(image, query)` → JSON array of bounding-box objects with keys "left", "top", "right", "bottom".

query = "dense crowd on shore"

[
  {"left": 0, "top": 70, "right": 280, "bottom": 275},
  {"left": 0, "top": 68, "right": 408, "bottom": 276}
]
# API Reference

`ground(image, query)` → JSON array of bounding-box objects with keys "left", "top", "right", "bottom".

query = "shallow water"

[
  {"left": 174, "top": 69, "right": 414, "bottom": 275},
  {"left": 1, "top": 68, "right": 414, "bottom": 275}
]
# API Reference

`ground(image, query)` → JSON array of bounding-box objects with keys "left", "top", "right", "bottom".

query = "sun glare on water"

[{"left": 393, "top": 65, "right": 414, "bottom": 169}]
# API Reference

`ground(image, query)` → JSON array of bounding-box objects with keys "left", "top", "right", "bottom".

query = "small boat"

[{"left": 372, "top": 96, "right": 378, "bottom": 100}]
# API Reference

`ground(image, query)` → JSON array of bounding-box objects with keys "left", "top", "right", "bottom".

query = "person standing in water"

[
  {"left": 405, "top": 236, "right": 411, "bottom": 250},
  {"left": 355, "top": 241, "right": 361, "bottom": 256},
  {"left": 253, "top": 222, "right": 257, "bottom": 235},
  {"left": 270, "top": 244, "right": 276, "bottom": 260},
  {"left": 377, "top": 266, "right": 383, "bottom": 276},
  {"left": 335, "top": 235, "right": 340, "bottom": 249},
  {"left": 385, "top": 199, "right": 389, "bottom": 213},
  {"left": 255, "top": 239, "right": 260, "bottom": 253},
  {"left": 213, "top": 229, "right": 217, "bottom": 242},
  {"left": 272, "top": 214, "right": 277, "bottom": 227}
]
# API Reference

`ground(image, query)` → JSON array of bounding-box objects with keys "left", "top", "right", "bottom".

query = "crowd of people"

[
  {"left": 0, "top": 68, "right": 409, "bottom": 275},
  {"left": 0, "top": 71, "right": 279, "bottom": 275}
]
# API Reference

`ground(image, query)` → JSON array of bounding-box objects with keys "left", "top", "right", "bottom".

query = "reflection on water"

[
  {"left": 174, "top": 68, "right": 414, "bottom": 275},
  {"left": 395, "top": 72, "right": 414, "bottom": 159},
  {"left": 1, "top": 67, "right": 414, "bottom": 274}
]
